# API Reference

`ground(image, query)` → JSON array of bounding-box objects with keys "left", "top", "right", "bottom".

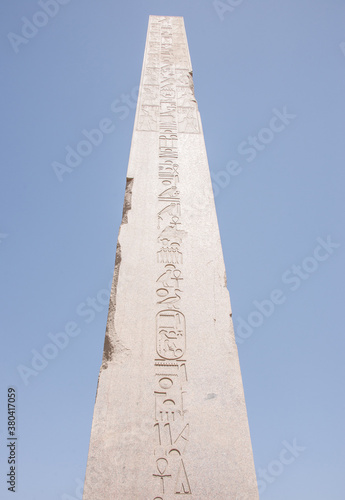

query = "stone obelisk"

[{"left": 83, "top": 16, "right": 258, "bottom": 499}]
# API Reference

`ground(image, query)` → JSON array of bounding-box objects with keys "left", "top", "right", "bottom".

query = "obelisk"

[{"left": 83, "top": 16, "right": 259, "bottom": 499}]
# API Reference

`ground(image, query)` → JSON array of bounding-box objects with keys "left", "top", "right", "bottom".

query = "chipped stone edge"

[{"left": 101, "top": 177, "right": 134, "bottom": 371}]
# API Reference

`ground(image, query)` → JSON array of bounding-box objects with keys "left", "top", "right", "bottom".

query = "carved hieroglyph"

[{"left": 83, "top": 16, "right": 259, "bottom": 500}]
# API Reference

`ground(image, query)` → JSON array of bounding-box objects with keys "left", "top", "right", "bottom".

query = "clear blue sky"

[{"left": 1, "top": 1, "right": 344, "bottom": 499}]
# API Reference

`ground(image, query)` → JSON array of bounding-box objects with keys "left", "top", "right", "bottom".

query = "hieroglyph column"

[{"left": 83, "top": 15, "right": 259, "bottom": 500}]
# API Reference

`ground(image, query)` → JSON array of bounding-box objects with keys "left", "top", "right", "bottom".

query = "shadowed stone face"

[{"left": 83, "top": 15, "right": 259, "bottom": 500}]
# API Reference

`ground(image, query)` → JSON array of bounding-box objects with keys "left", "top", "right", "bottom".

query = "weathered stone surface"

[{"left": 83, "top": 15, "right": 259, "bottom": 499}]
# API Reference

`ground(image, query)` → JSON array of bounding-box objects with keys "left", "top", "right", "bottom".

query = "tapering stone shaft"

[{"left": 83, "top": 15, "right": 259, "bottom": 500}]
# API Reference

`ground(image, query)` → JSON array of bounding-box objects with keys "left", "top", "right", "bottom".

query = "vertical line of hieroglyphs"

[{"left": 136, "top": 15, "right": 200, "bottom": 498}]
